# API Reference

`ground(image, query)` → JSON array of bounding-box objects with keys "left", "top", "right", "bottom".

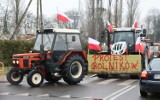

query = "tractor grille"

[{"left": 23, "top": 60, "right": 29, "bottom": 67}]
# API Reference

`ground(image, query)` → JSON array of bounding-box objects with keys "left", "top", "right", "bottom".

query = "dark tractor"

[{"left": 7, "top": 28, "right": 87, "bottom": 87}]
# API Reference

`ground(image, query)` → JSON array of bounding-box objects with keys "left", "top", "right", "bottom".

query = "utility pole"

[
  {"left": 36, "top": 0, "right": 40, "bottom": 31},
  {"left": 95, "top": 0, "right": 104, "bottom": 41}
]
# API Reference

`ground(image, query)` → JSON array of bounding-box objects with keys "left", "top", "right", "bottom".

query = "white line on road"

[
  {"left": 37, "top": 94, "right": 49, "bottom": 97},
  {"left": 82, "top": 77, "right": 99, "bottom": 84},
  {"left": 118, "top": 79, "right": 137, "bottom": 85},
  {"left": 97, "top": 79, "right": 119, "bottom": 85},
  {"left": 109, "top": 85, "right": 136, "bottom": 100},
  {"left": 17, "top": 93, "right": 29, "bottom": 96},
  {"left": 102, "top": 85, "right": 131, "bottom": 100},
  {"left": 0, "top": 92, "right": 9, "bottom": 95},
  {"left": 60, "top": 95, "right": 71, "bottom": 98}
]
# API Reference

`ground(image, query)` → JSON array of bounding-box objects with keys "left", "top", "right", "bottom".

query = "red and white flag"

[
  {"left": 132, "top": 21, "right": 138, "bottom": 28},
  {"left": 88, "top": 37, "right": 101, "bottom": 51},
  {"left": 135, "top": 37, "right": 141, "bottom": 52},
  {"left": 57, "top": 13, "right": 74, "bottom": 23},
  {"left": 107, "top": 20, "right": 113, "bottom": 32}
]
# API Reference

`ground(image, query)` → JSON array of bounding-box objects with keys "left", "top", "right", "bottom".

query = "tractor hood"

[{"left": 13, "top": 53, "right": 40, "bottom": 58}]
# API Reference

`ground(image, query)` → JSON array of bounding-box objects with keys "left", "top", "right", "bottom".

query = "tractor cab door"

[{"left": 51, "top": 33, "right": 82, "bottom": 62}]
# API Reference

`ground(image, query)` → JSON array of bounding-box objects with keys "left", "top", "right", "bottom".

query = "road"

[{"left": 0, "top": 75, "right": 160, "bottom": 100}]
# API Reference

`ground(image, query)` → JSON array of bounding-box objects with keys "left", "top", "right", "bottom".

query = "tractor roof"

[
  {"left": 42, "top": 28, "right": 81, "bottom": 34},
  {"left": 113, "top": 27, "right": 143, "bottom": 32},
  {"left": 113, "top": 27, "right": 135, "bottom": 31}
]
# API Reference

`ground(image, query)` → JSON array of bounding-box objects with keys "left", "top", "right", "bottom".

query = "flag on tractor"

[
  {"left": 88, "top": 37, "right": 101, "bottom": 51},
  {"left": 57, "top": 13, "right": 74, "bottom": 23}
]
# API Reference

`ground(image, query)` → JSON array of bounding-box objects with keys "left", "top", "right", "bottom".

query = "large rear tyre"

[
  {"left": 140, "top": 89, "right": 148, "bottom": 97},
  {"left": 62, "top": 55, "right": 85, "bottom": 85},
  {"left": 45, "top": 73, "right": 61, "bottom": 82},
  {"left": 27, "top": 70, "right": 44, "bottom": 87},
  {"left": 7, "top": 69, "right": 23, "bottom": 85}
]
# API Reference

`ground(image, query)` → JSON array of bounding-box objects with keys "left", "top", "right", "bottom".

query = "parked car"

[{"left": 139, "top": 58, "right": 160, "bottom": 97}]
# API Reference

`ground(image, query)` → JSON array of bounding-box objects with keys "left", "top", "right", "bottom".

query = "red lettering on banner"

[
  {"left": 92, "top": 55, "right": 99, "bottom": 61},
  {"left": 104, "top": 55, "right": 110, "bottom": 61},
  {"left": 113, "top": 55, "right": 118, "bottom": 60},
  {"left": 119, "top": 62, "right": 124, "bottom": 70},
  {"left": 119, "top": 55, "right": 123, "bottom": 61},
  {"left": 89, "top": 55, "right": 140, "bottom": 72},
  {"left": 125, "top": 61, "right": 130, "bottom": 70},
  {"left": 99, "top": 55, "right": 103, "bottom": 61},
  {"left": 91, "top": 62, "right": 97, "bottom": 69},
  {"left": 97, "top": 63, "right": 103, "bottom": 69},
  {"left": 131, "top": 61, "right": 138, "bottom": 69},
  {"left": 109, "top": 62, "right": 114, "bottom": 70}
]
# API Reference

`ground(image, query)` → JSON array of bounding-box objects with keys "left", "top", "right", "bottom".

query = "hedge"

[{"left": 0, "top": 40, "right": 34, "bottom": 66}]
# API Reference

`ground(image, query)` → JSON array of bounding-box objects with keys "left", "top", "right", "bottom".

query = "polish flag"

[
  {"left": 57, "top": 13, "right": 74, "bottom": 23},
  {"left": 88, "top": 37, "right": 101, "bottom": 51},
  {"left": 132, "top": 21, "right": 138, "bottom": 28},
  {"left": 135, "top": 37, "right": 141, "bottom": 52},
  {"left": 107, "top": 20, "right": 113, "bottom": 32}
]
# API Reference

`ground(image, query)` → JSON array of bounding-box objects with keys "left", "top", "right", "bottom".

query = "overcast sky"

[{"left": 28, "top": 0, "right": 160, "bottom": 21}]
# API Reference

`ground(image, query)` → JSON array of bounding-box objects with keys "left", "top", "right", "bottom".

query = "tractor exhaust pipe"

[{"left": 39, "top": 0, "right": 44, "bottom": 58}]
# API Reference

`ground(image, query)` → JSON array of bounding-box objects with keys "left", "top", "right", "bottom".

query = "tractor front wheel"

[
  {"left": 27, "top": 70, "right": 44, "bottom": 87},
  {"left": 7, "top": 69, "right": 23, "bottom": 85},
  {"left": 62, "top": 55, "right": 85, "bottom": 85}
]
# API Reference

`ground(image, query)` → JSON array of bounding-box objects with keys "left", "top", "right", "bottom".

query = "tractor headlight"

[
  {"left": 13, "top": 60, "right": 16, "bottom": 64},
  {"left": 16, "top": 60, "right": 19, "bottom": 64}
]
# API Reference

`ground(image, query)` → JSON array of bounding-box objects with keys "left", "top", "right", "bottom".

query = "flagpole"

[{"left": 56, "top": 7, "right": 60, "bottom": 28}]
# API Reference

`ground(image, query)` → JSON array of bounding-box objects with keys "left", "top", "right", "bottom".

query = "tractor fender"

[{"left": 60, "top": 50, "right": 87, "bottom": 65}]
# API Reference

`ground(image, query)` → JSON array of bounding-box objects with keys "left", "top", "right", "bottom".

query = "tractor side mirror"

[{"left": 72, "top": 36, "right": 76, "bottom": 42}]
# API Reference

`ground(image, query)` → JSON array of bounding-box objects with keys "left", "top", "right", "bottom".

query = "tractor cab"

[
  {"left": 33, "top": 28, "right": 82, "bottom": 51},
  {"left": 33, "top": 28, "right": 83, "bottom": 62}
]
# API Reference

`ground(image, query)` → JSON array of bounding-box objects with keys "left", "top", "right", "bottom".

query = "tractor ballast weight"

[{"left": 7, "top": 28, "right": 87, "bottom": 87}]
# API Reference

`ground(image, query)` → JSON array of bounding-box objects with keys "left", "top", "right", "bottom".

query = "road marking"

[
  {"left": 102, "top": 85, "right": 131, "bottom": 100},
  {"left": 0, "top": 92, "right": 9, "bottom": 95},
  {"left": 84, "top": 96, "right": 94, "bottom": 99},
  {"left": 82, "top": 77, "right": 99, "bottom": 84},
  {"left": 37, "top": 94, "right": 49, "bottom": 97},
  {"left": 97, "top": 79, "right": 118, "bottom": 85},
  {"left": 60, "top": 95, "right": 71, "bottom": 98},
  {"left": 118, "top": 79, "right": 137, "bottom": 85},
  {"left": 109, "top": 85, "right": 136, "bottom": 100},
  {"left": 17, "top": 93, "right": 29, "bottom": 96},
  {"left": 90, "top": 74, "right": 97, "bottom": 78}
]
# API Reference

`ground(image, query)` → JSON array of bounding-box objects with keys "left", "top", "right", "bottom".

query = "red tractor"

[
  {"left": 7, "top": 28, "right": 87, "bottom": 87},
  {"left": 111, "top": 28, "right": 149, "bottom": 68},
  {"left": 95, "top": 27, "right": 149, "bottom": 78}
]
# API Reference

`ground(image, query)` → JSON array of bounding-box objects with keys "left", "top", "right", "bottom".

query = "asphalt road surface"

[{"left": 0, "top": 75, "right": 160, "bottom": 100}]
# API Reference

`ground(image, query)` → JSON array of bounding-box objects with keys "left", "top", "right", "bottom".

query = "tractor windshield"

[
  {"left": 33, "top": 33, "right": 54, "bottom": 51},
  {"left": 113, "top": 31, "right": 134, "bottom": 45}
]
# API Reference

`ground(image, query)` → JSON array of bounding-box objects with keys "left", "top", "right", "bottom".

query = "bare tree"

[
  {"left": 125, "top": 0, "right": 140, "bottom": 27},
  {"left": 145, "top": 9, "right": 160, "bottom": 42},
  {"left": 85, "top": 0, "right": 96, "bottom": 39}
]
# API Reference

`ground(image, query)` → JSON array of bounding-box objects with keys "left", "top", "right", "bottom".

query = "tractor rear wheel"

[
  {"left": 45, "top": 73, "right": 61, "bottom": 82},
  {"left": 27, "top": 70, "right": 44, "bottom": 87},
  {"left": 62, "top": 55, "right": 85, "bottom": 85},
  {"left": 7, "top": 69, "right": 23, "bottom": 85}
]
